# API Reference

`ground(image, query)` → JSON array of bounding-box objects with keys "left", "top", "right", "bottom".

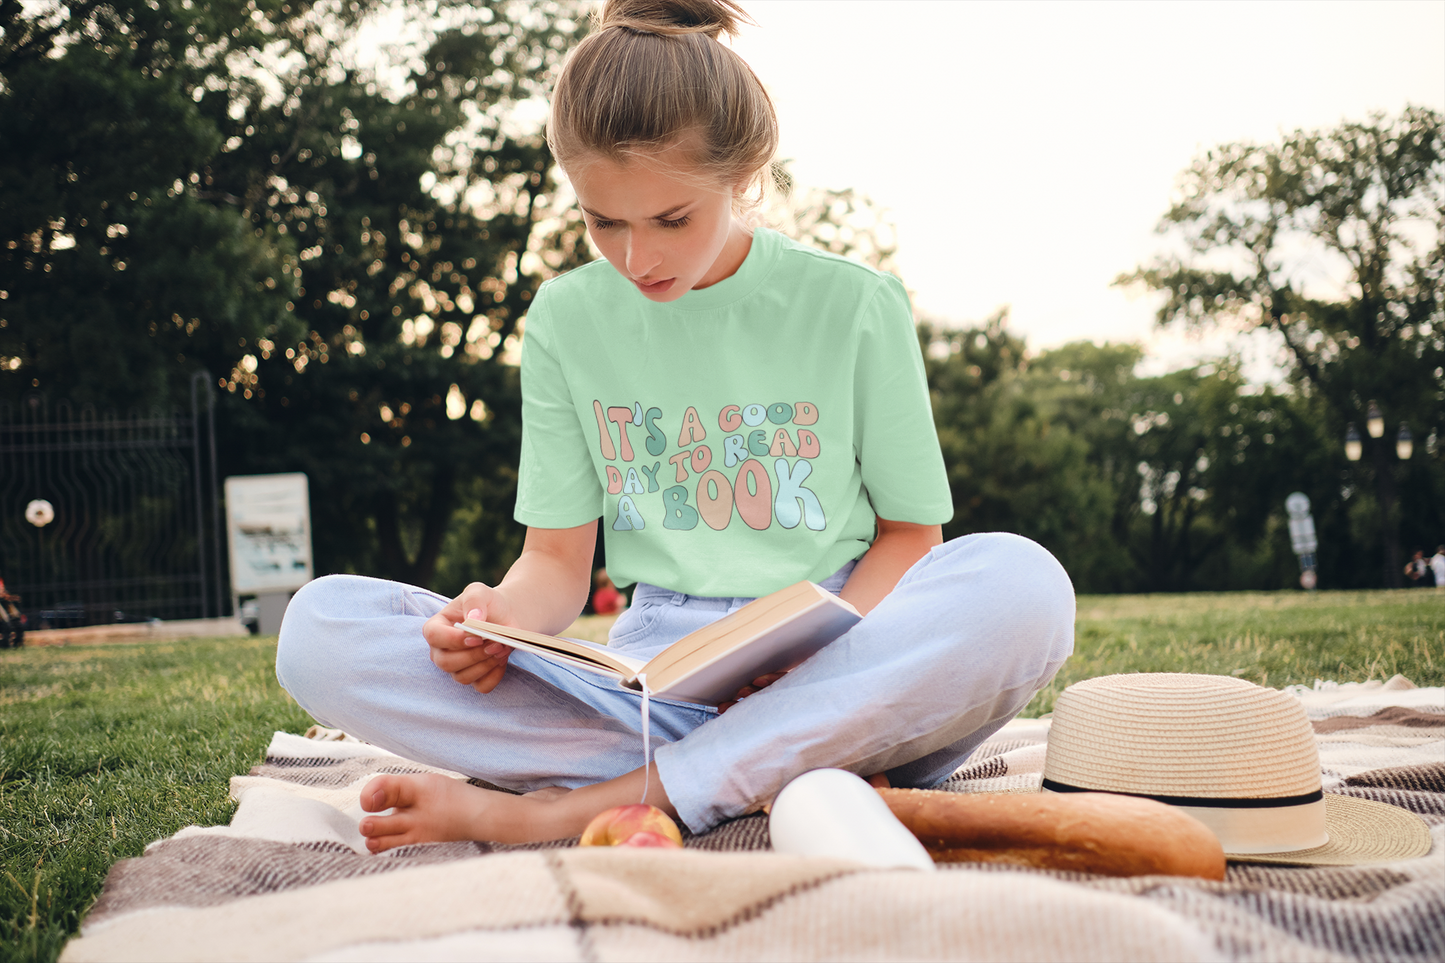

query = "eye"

[
  {"left": 589, "top": 216, "right": 618, "bottom": 231},
  {"left": 658, "top": 215, "right": 691, "bottom": 230}
]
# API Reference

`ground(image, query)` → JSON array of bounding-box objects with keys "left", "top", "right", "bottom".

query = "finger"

[
  {"left": 454, "top": 583, "right": 509, "bottom": 627},
  {"left": 716, "top": 700, "right": 736, "bottom": 714},
  {"left": 471, "top": 662, "right": 509, "bottom": 694},
  {"left": 435, "top": 638, "right": 510, "bottom": 666},
  {"left": 424, "top": 613, "right": 474, "bottom": 652},
  {"left": 431, "top": 646, "right": 494, "bottom": 675},
  {"left": 431, "top": 584, "right": 491, "bottom": 630},
  {"left": 452, "top": 654, "right": 508, "bottom": 685},
  {"left": 461, "top": 634, "right": 513, "bottom": 657},
  {"left": 458, "top": 609, "right": 492, "bottom": 647},
  {"left": 752, "top": 672, "right": 787, "bottom": 687}
]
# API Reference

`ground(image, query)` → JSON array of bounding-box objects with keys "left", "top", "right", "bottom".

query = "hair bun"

[{"left": 600, "top": 0, "right": 753, "bottom": 39}]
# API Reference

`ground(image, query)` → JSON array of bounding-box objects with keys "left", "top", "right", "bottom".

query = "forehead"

[{"left": 567, "top": 139, "right": 729, "bottom": 212}]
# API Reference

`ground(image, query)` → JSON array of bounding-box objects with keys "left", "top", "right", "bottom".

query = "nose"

[{"left": 625, "top": 233, "right": 661, "bottom": 279}]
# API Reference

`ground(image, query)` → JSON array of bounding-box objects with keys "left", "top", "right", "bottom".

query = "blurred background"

[{"left": 1, "top": 0, "right": 1442, "bottom": 629}]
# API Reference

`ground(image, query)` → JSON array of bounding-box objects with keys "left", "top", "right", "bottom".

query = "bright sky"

[{"left": 727, "top": 0, "right": 1445, "bottom": 377}]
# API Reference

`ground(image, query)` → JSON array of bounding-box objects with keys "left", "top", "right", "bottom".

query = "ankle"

[{"left": 539, "top": 791, "right": 605, "bottom": 840}]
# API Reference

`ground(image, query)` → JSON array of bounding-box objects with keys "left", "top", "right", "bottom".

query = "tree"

[
  {"left": 921, "top": 314, "right": 1140, "bottom": 592},
  {"left": 0, "top": 0, "right": 299, "bottom": 408},
  {"left": 1119, "top": 108, "right": 1445, "bottom": 586},
  {"left": 207, "top": 0, "right": 590, "bottom": 589},
  {"left": 919, "top": 311, "right": 1358, "bottom": 592},
  {"left": 2, "top": 0, "right": 591, "bottom": 592}
]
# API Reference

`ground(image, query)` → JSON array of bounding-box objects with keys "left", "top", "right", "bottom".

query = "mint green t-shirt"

[{"left": 515, "top": 227, "right": 953, "bottom": 597}]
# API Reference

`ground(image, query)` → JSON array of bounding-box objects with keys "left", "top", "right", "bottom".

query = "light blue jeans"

[{"left": 275, "top": 532, "right": 1074, "bottom": 832}]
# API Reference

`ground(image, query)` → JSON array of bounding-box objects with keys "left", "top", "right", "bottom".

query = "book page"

[
  {"left": 641, "top": 581, "right": 827, "bottom": 676},
  {"left": 633, "top": 600, "right": 860, "bottom": 705},
  {"left": 459, "top": 620, "right": 646, "bottom": 679}
]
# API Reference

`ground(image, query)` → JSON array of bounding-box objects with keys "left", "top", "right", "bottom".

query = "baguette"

[{"left": 877, "top": 788, "right": 1225, "bottom": 880}]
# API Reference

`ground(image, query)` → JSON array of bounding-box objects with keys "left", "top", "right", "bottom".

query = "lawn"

[{"left": 2, "top": 589, "right": 1442, "bottom": 963}]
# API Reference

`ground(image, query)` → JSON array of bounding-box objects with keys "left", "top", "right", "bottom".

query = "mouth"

[{"left": 632, "top": 277, "right": 675, "bottom": 295}]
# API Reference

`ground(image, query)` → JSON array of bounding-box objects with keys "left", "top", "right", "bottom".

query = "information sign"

[{"left": 225, "top": 473, "right": 314, "bottom": 595}]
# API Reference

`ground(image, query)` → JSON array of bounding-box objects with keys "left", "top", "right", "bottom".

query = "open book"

[{"left": 459, "top": 580, "right": 861, "bottom": 706}]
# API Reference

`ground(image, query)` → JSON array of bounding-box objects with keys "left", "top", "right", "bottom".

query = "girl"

[{"left": 276, "top": 0, "right": 1074, "bottom": 851}]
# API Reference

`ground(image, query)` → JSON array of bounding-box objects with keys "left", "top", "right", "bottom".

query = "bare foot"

[
  {"left": 358, "top": 763, "right": 675, "bottom": 854},
  {"left": 359, "top": 773, "right": 545, "bottom": 853}
]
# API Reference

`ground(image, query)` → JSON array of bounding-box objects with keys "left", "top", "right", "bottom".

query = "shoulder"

[
  {"left": 536, "top": 257, "right": 627, "bottom": 306},
  {"left": 528, "top": 258, "right": 632, "bottom": 347},
  {"left": 760, "top": 231, "right": 912, "bottom": 335},
  {"left": 765, "top": 229, "right": 903, "bottom": 296}
]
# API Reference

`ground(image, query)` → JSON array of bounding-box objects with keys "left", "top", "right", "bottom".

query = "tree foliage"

[
  {"left": 1118, "top": 107, "right": 1445, "bottom": 585},
  {"left": 919, "top": 315, "right": 1378, "bottom": 592},
  {"left": 2, "top": 0, "right": 591, "bottom": 591},
  {"left": 0, "top": 0, "right": 298, "bottom": 407}
]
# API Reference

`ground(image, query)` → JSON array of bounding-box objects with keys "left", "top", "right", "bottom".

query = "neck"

[{"left": 695, "top": 219, "right": 753, "bottom": 290}]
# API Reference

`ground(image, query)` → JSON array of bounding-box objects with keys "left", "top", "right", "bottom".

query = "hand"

[
  {"left": 422, "top": 582, "right": 516, "bottom": 693},
  {"left": 716, "top": 671, "right": 787, "bottom": 714}
]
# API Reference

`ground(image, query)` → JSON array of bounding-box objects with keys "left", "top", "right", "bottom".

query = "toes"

[
  {"left": 359, "top": 811, "right": 413, "bottom": 842},
  {"left": 365, "top": 831, "right": 415, "bottom": 853},
  {"left": 360, "top": 774, "right": 421, "bottom": 813}
]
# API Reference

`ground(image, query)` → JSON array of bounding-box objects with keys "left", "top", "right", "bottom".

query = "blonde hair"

[{"left": 548, "top": 0, "right": 779, "bottom": 211}]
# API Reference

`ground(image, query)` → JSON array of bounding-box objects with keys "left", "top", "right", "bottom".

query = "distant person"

[
  {"left": 0, "top": 576, "right": 23, "bottom": 648},
  {"left": 590, "top": 568, "right": 625, "bottom": 616},
  {"left": 1403, "top": 549, "right": 1428, "bottom": 586},
  {"left": 1431, "top": 546, "right": 1445, "bottom": 592},
  {"left": 275, "top": 0, "right": 1072, "bottom": 854}
]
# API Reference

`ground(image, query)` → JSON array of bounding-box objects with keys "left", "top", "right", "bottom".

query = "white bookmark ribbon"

[{"left": 637, "top": 673, "right": 653, "bottom": 805}]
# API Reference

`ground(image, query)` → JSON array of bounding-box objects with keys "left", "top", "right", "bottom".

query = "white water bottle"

[{"left": 769, "top": 769, "right": 935, "bottom": 871}]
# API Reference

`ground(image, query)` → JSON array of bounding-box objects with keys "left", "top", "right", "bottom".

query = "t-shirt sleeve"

[
  {"left": 514, "top": 288, "right": 606, "bottom": 528},
  {"left": 852, "top": 274, "right": 954, "bottom": 525}
]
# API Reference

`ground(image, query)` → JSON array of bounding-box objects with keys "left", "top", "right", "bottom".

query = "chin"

[
  {"left": 641, "top": 287, "right": 691, "bottom": 303},
  {"left": 634, "top": 278, "right": 696, "bottom": 303}
]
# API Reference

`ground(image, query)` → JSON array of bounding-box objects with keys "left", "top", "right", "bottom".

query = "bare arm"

[
  {"left": 492, "top": 521, "right": 599, "bottom": 633},
  {"left": 838, "top": 517, "right": 943, "bottom": 615},
  {"left": 422, "top": 521, "right": 597, "bottom": 693}
]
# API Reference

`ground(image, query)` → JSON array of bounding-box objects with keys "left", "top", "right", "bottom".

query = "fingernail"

[
  {"left": 466, "top": 608, "right": 484, "bottom": 620},
  {"left": 484, "top": 643, "right": 504, "bottom": 656}
]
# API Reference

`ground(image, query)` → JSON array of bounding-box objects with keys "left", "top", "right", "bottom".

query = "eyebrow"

[{"left": 581, "top": 203, "right": 690, "bottom": 221}]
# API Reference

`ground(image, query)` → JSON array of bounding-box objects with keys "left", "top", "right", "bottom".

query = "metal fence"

[{"left": 0, "top": 376, "right": 227, "bottom": 627}]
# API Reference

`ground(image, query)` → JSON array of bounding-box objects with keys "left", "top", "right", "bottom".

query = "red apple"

[
  {"left": 579, "top": 804, "right": 683, "bottom": 848},
  {"left": 616, "top": 830, "right": 681, "bottom": 848}
]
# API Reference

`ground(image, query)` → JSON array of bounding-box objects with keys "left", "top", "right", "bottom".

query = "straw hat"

[{"left": 1041, "top": 673, "right": 1431, "bottom": 866}]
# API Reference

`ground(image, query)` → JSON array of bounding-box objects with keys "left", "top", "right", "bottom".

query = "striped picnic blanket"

[{"left": 62, "top": 678, "right": 1443, "bottom": 962}]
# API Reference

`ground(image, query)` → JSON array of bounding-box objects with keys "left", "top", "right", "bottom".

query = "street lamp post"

[
  {"left": 1344, "top": 400, "right": 1411, "bottom": 588},
  {"left": 1396, "top": 426, "right": 1413, "bottom": 461}
]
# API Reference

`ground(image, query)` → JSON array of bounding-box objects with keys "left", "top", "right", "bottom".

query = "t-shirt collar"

[{"left": 660, "top": 227, "right": 781, "bottom": 312}]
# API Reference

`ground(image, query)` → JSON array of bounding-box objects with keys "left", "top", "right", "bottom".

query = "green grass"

[
  {"left": 0, "top": 636, "right": 313, "bottom": 963},
  {"left": 2, "top": 589, "right": 1442, "bottom": 962},
  {"left": 1022, "top": 588, "right": 1444, "bottom": 716}
]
